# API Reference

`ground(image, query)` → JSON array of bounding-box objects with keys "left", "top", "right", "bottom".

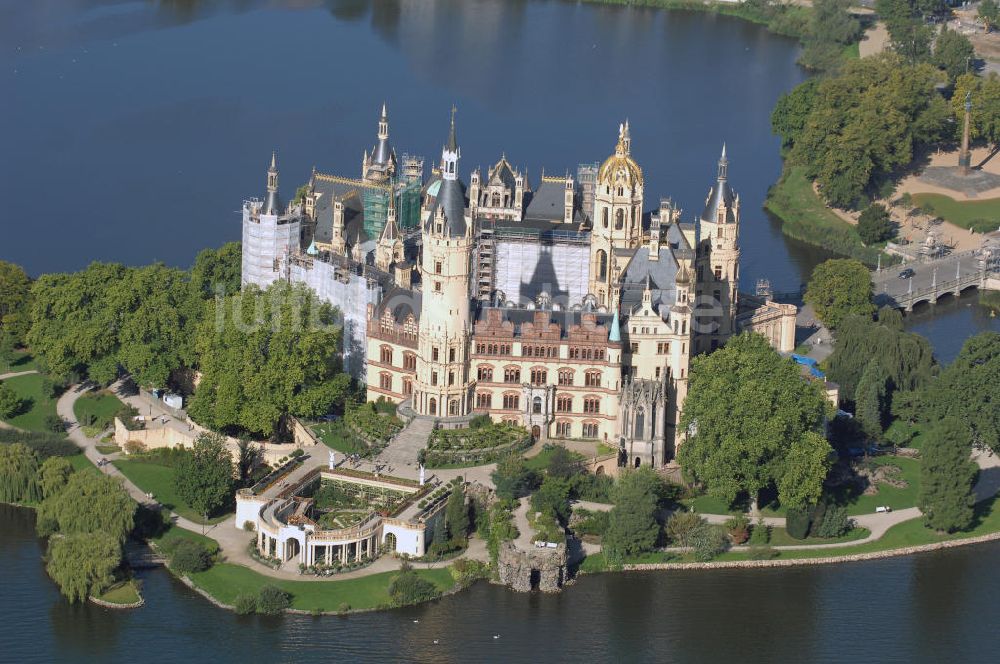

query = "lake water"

[
  {"left": 3, "top": 503, "right": 1000, "bottom": 663},
  {"left": 2, "top": 2, "right": 1000, "bottom": 659}
]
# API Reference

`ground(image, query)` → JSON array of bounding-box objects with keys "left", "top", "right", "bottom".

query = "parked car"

[
  {"left": 875, "top": 506, "right": 893, "bottom": 514},
  {"left": 898, "top": 268, "right": 915, "bottom": 279}
]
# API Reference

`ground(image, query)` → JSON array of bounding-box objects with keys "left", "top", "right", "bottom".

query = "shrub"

[
  {"left": 748, "top": 545, "right": 779, "bottom": 560},
  {"left": 748, "top": 518, "right": 770, "bottom": 546},
  {"left": 290, "top": 448, "right": 304, "bottom": 458},
  {"left": 256, "top": 585, "right": 292, "bottom": 615},
  {"left": 124, "top": 440, "right": 146, "bottom": 455},
  {"left": 857, "top": 203, "right": 895, "bottom": 244},
  {"left": 724, "top": 514, "right": 750, "bottom": 544},
  {"left": 786, "top": 506, "right": 811, "bottom": 540},
  {"left": 813, "top": 505, "right": 851, "bottom": 538},
  {"left": 689, "top": 525, "right": 729, "bottom": 562},
  {"left": 572, "top": 509, "right": 610, "bottom": 537},
  {"left": 243, "top": 521, "right": 256, "bottom": 532},
  {"left": 0, "top": 383, "right": 25, "bottom": 419},
  {"left": 665, "top": 511, "right": 706, "bottom": 546},
  {"left": 388, "top": 561, "right": 440, "bottom": 607},
  {"left": 337, "top": 602, "right": 351, "bottom": 613},
  {"left": 451, "top": 559, "right": 489, "bottom": 588},
  {"left": 468, "top": 414, "right": 492, "bottom": 429},
  {"left": 43, "top": 414, "right": 66, "bottom": 433},
  {"left": 170, "top": 539, "right": 213, "bottom": 574},
  {"left": 234, "top": 592, "right": 257, "bottom": 615}
]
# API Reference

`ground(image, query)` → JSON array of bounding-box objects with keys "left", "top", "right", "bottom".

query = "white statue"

[
  {"left": 419, "top": 464, "right": 425, "bottom": 487},
  {"left": 328, "top": 449, "right": 336, "bottom": 470}
]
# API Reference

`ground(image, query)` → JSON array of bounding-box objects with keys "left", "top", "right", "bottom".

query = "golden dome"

[{"left": 598, "top": 122, "right": 643, "bottom": 188}]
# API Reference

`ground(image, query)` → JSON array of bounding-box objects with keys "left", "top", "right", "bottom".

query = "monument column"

[{"left": 960, "top": 92, "right": 972, "bottom": 176}]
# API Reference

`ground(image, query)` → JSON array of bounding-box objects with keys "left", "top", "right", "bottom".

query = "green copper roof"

[{"left": 609, "top": 309, "right": 621, "bottom": 342}]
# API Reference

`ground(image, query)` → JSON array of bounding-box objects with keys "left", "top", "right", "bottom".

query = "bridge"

[{"left": 873, "top": 248, "right": 1000, "bottom": 311}]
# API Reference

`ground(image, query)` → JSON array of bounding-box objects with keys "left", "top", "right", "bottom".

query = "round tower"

[
  {"left": 696, "top": 144, "right": 740, "bottom": 348},
  {"left": 412, "top": 108, "right": 476, "bottom": 418}
]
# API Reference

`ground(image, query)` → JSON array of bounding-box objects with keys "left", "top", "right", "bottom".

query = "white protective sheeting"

[{"left": 492, "top": 239, "right": 591, "bottom": 308}]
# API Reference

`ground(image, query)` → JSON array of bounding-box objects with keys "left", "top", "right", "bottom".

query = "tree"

[
  {"left": 188, "top": 282, "right": 349, "bottom": 438},
  {"left": 915, "top": 333, "right": 1000, "bottom": 452},
  {"left": 236, "top": 438, "right": 262, "bottom": 488},
  {"left": 772, "top": 78, "right": 821, "bottom": 152},
  {"left": 36, "top": 472, "right": 135, "bottom": 542},
  {"left": 855, "top": 362, "right": 891, "bottom": 437},
  {"left": 491, "top": 453, "right": 539, "bottom": 501},
  {"left": 388, "top": 560, "right": 439, "bottom": 607},
  {"left": 0, "top": 261, "right": 32, "bottom": 345},
  {"left": 952, "top": 73, "right": 1000, "bottom": 148},
  {"left": 37, "top": 456, "right": 73, "bottom": 499},
  {"left": 678, "top": 334, "right": 830, "bottom": 510},
  {"left": 805, "top": 259, "right": 875, "bottom": 330},
  {"left": 545, "top": 445, "right": 580, "bottom": 479},
  {"left": 530, "top": 475, "right": 571, "bottom": 523},
  {"left": 170, "top": 539, "right": 213, "bottom": 574},
  {"left": 174, "top": 432, "right": 234, "bottom": 527},
  {"left": 777, "top": 432, "right": 833, "bottom": 509},
  {"left": 0, "top": 330, "right": 16, "bottom": 373},
  {"left": 919, "top": 417, "right": 977, "bottom": 532},
  {"left": 0, "top": 383, "right": 25, "bottom": 420},
  {"left": 255, "top": 584, "right": 292, "bottom": 615},
  {"left": 602, "top": 468, "right": 662, "bottom": 563},
  {"left": 445, "top": 485, "right": 470, "bottom": 541},
  {"left": 933, "top": 25, "right": 975, "bottom": 82},
  {"left": 980, "top": 0, "right": 999, "bottom": 33},
  {"left": 826, "top": 314, "right": 936, "bottom": 402},
  {"left": 189, "top": 242, "right": 242, "bottom": 300},
  {"left": 45, "top": 532, "right": 121, "bottom": 603},
  {"left": 857, "top": 204, "right": 895, "bottom": 245},
  {"left": 665, "top": 511, "right": 706, "bottom": 546},
  {"left": 0, "top": 443, "right": 41, "bottom": 503}
]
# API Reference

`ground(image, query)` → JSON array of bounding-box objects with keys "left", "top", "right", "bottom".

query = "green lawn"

[
  {"left": 681, "top": 494, "right": 744, "bottom": 516},
  {"left": 523, "top": 446, "right": 585, "bottom": 472},
  {"left": 765, "top": 166, "right": 886, "bottom": 266},
  {"left": 0, "top": 373, "right": 58, "bottom": 432},
  {"left": 96, "top": 580, "right": 142, "bottom": 605},
  {"left": 74, "top": 390, "right": 125, "bottom": 436},
  {"left": 150, "top": 523, "right": 221, "bottom": 555},
  {"left": 1, "top": 350, "right": 39, "bottom": 374},
  {"left": 68, "top": 453, "right": 98, "bottom": 473},
  {"left": 911, "top": 193, "right": 1000, "bottom": 232},
  {"left": 830, "top": 456, "right": 921, "bottom": 516},
  {"left": 187, "top": 562, "right": 456, "bottom": 612},
  {"left": 767, "top": 526, "right": 870, "bottom": 547},
  {"left": 113, "top": 459, "right": 230, "bottom": 525}
]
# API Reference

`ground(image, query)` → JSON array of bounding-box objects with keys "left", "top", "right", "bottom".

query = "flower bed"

[{"left": 421, "top": 422, "right": 530, "bottom": 467}]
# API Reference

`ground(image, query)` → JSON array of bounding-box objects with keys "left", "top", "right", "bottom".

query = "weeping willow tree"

[
  {"left": 45, "top": 532, "right": 120, "bottom": 603},
  {"left": 0, "top": 443, "right": 41, "bottom": 504},
  {"left": 36, "top": 472, "right": 135, "bottom": 543},
  {"left": 37, "top": 456, "right": 73, "bottom": 499}
]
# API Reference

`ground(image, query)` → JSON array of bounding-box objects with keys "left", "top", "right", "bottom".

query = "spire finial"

[
  {"left": 447, "top": 104, "right": 458, "bottom": 151},
  {"left": 270, "top": 150, "right": 277, "bottom": 171},
  {"left": 381, "top": 101, "right": 387, "bottom": 119},
  {"left": 717, "top": 142, "right": 728, "bottom": 181}
]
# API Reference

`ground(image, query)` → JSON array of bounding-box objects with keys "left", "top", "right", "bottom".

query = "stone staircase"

[{"left": 379, "top": 416, "right": 435, "bottom": 470}]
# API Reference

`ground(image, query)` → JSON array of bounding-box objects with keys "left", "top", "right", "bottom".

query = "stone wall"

[{"left": 496, "top": 541, "right": 567, "bottom": 593}]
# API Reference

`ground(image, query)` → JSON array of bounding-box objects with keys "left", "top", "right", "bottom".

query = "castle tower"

[
  {"left": 412, "top": 108, "right": 476, "bottom": 418},
  {"left": 331, "top": 198, "right": 346, "bottom": 255},
  {"left": 696, "top": 144, "right": 740, "bottom": 350},
  {"left": 589, "top": 121, "right": 644, "bottom": 309},
  {"left": 241, "top": 151, "right": 300, "bottom": 289},
  {"left": 362, "top": 103, "right": 397, "bottom": 183},
  {"left": 375, "top": 188, "right": 403, "bottom": 272}
]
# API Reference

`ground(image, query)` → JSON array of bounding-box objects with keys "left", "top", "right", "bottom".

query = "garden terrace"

[
  {"left": 422, "top": 422, "right": 531, "bottom": 468},
  {"left": 343, "top": 404, "right": 403, "bottom": 447}
]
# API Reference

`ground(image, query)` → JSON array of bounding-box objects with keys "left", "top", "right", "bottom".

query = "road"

[{"left": 872, "top": 249, "right": 987, "bottom": 307}]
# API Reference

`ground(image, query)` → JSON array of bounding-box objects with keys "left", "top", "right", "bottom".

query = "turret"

[{"left": 263, "top": 151, "right": 281, "bottom": 215}]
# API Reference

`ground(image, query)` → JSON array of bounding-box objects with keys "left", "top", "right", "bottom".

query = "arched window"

[
  {"left": 449, "top": 399, "right": 459, "bottom": 415},
  {"left": 380, "top": 346, "right": 393, "bottom": 365},
  {"left": 502, "top": 393, "right": 519, "bottom": 410},
  {"left": 615, "top": 209, "right": 624, "bottom": 230},
  {"left": 582, "top": 422, "right": 599, "bottom": 439},
  {"left": 504, "top": 367, "right": 520, "bottom": 383},
  {"left": 492, "top": 192, "right": 501, "bottom": 207},
  {"left": 530, "top": 368, "right": 547, "bottom": 385},
  {"left": 602, "top": 207, "right": 609, "bottom": 228},
  {"left": 478, "top": 365, "right": 494, "bottom": 381},
  {"left": 403, "top": 353, "right": 416, "bottom": 371},
  {"left": 556, "top": 421, "right": 571, "bottom": 437},
  {"left": 532, "top": 396, "right": 542, "bottom": 414},
  {"left": 556, "top": 395, "right": 572, "bottom": 412},
  {"left": 635, "top": 407, "right": 645, "bottom": 439},
  {"left": 558, "top": 369, "right": 573, "bottom": 386},
  {"left": 583, "top": 396, "right": 600, "bottom": 414},
  {"left": 379, "top": 373, "right": 392, "bottom": 390},
  {"left": 585, "top": 371, "right": 601, "bottom": 388},
  {"left": 428, "top": 398, "right": 437, "bottom": 415},
  {"left": 476, "top": 392, "right": 492, "bottom": 409},
  {"left": 402, "top": 378, "right": 412, "bottom": 396},
  {"left": 597, "top": 249, "right": 608, "bottom": 281}
]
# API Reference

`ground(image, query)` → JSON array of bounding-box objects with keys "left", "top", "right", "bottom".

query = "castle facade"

[{"left": 242, "top": 106, "right": 796, "bottom": 466}]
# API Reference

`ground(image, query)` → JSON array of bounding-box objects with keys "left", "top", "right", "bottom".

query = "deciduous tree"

[
  {"left": 0, "top": 261, "right": 31, "bottom": 345},
  {"left": 678, "top": 334, "right": 830, "bottom": 510},
  {"left": 805, "top": 259, "right": 876, "bottom": 330},
  {"left": 0, "top": 442, "right": 41, "bottom": 503},
  {"left": 45, "top": 532, "right": 120, "bottom": 603},
  {"left": 602, "top": 468, "right": 662, "bottom": 564},
  {"left": 37, "top": 456, "right": 73, "bottom": 499},
  {"left": 778, "top": 432, "right": 833, "bottom": 509},
  {"left": 36, "top": 472, "right": 135, "bottom": 543},
  {"left": 174, "top": 432, "right": 234, "bottom": 526},
  {"left": 857, "top": 204, "right": 895, "bottom": 244}
]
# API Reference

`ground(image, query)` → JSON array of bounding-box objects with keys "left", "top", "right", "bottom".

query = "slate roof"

[{"left": 619, "top": 245, "right": 679, "bottom": 315}]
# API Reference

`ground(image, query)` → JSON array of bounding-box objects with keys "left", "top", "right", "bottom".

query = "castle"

[{"left": 241, "top": 106, "right": 796, "bottom": 467}]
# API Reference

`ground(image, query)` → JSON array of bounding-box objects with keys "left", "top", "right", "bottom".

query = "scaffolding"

[
  {"left": 577, "top": 162, "right": 599, "bottom": 220},
  {"left": 362, "top": 178, "right": 423, "bottom": 237}
]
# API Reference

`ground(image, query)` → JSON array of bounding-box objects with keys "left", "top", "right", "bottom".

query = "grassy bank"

[
  {"left": 187, "top": 563, "right": 456, "bottom": 613},
  {"left": 580, "top": 0, "right": 811, "bottom": 39},
  {"left": 0, "top": 373, "right": 58, "bottom": 432},
  {"left": 113, "top": 459, "right": 230, "bottom": 525},
  {"left": 94, "top": 580, "right": 142, "bottom": 606},
  {"left": 910, "top": 193, "right": 1000, "bottom": 233},
  {"left": 765, "top": 167, "right": 886, "bottom": 266}
]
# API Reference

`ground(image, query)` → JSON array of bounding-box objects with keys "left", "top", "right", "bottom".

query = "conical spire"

[
  {"left": 609, "top": 308, "right": 621, "bottom": 343},
  {"left": 263, "top": 151, "right": 281, "bottom": 215},
  {"left": 717, "top": 143, "right": 728, "bottom": 181},
  {"left": 380, "top": 190, "right": 399, "bottom": 242}
]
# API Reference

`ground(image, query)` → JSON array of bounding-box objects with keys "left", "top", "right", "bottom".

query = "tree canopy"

[
  {"left": 37, "top": 456, "right": 73, "bottom": 500},
  {"left": 918, "top": 417, "right": 977, "bottom": 532},
  {"left": 189, "top": 242, "right": 243, "bottom": 300},
  {"left": 933, "top": 25, "right": 975, "bottom": 83},
  {"left": 174, "top": 432, "right": 234, "bottom": 522},
  {"left": 0, "top": 261, "right": 32, "bottom": 345},
  {"left": 45, "top": 532, "right": 121, "bottom": 603},
  {"left": 37, "top": 471, "right": 136, "bottom": 543},
  {"left": 187, "top": 282, "right": 349, "bottom": 438},
  {"left": 0, "top": 442, "right": 41, "bottom": 504},
  {"left": 857, "top": 204, "right": 896, "bottom": 245},
  {"left": 914, "top": 332, "right": 1000, "bottom": 453},
  {"left": 678, "top": 333, "right": 830, "bottom": 509},
  {"left": 952, "top": 73, "right": 1000, "bottom": 148},
  {"left": 805, "top": 259, "right": 876, "bottom": 330},
  {"left": 774, "top": 54, "right": 950, "bottom": 209}
]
